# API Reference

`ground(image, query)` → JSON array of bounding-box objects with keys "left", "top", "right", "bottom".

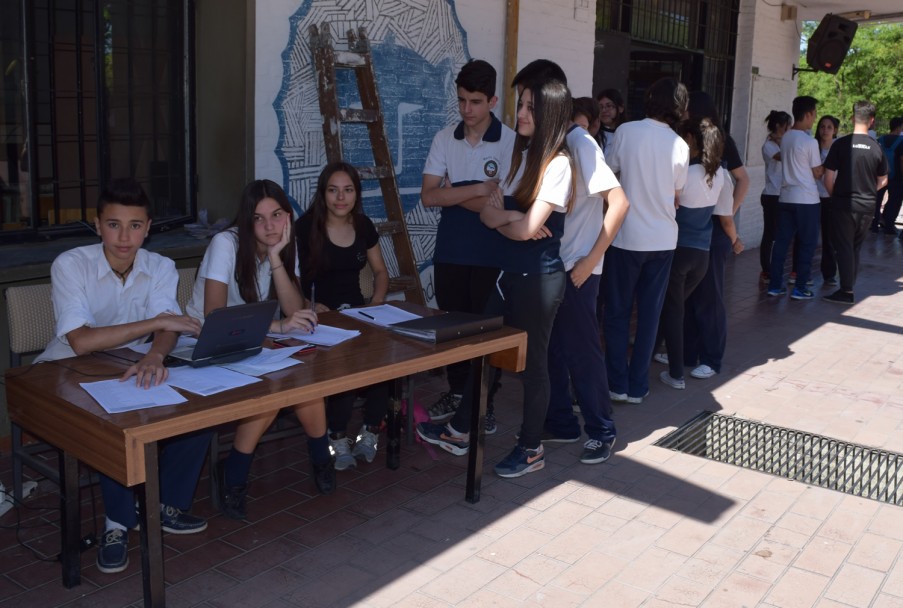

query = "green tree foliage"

[{"left": 798, "top": 22, "right": 903, "bottom": 134}]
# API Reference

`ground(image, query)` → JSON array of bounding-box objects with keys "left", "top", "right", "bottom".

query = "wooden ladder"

[{"left": 309, "top": 23, "right": 424, "bottom": 305}]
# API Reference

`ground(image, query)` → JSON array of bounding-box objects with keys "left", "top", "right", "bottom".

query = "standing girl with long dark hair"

[
  {"left": 187, "top": 180, "right": 334, "bottom": 520},
  {"left": 417, "top": 77, "right": 575, "bottom": 478}
]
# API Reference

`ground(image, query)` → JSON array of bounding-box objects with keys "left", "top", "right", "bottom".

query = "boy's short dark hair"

[
  {"left": 97, "top": 178, "right": 152, "bottom": 218},
  {"left": 511, "top": 59, "right": 567, "bottom": 89},
  {"left": 852, "top": 100, "right": 876, "bottom": 125},
  {"left": 644, "top": 77, "right": 688, "bottom": 126},
  {"left": 791, "top": 95, "right": 819, "bottom": 122},
  {"left": 572, "top": 97, "right": 599, "bottom": 123},
  {"left": 889, "top": 116, "right": 903, "bottom": 132},
  {"left": 455, "top": 59, "right": 497, "bottom": 99}
]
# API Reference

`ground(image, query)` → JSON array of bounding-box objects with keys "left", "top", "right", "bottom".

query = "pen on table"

[
  {"left": 358, "top": 310, "right": 375, "bottom": 320},
  {"left": 309, "top": 283, "right": 317, "bottom": 333}
]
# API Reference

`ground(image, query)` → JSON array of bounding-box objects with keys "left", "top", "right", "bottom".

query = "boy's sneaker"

[
  {"left": 659, "top": 372, "right": 685, "bottom": 390},
  {"left": 484, "top": 412, "right": 498, "bottom": 435},
  {"left": 351, "top": 427, "right": 379, "bottom": 463},
  {"left": 626, "top": 391, "right": 649, "bottom": 405},
  {"left": 759, "top": 271, "right": 769, "bottom": 283},
  {"left": 312, "top": 458, "right": 336, "bottom": 495},
  {"left": 161, "top": 505, "right": 207, "bottom": 534},
  {"left": 416, "top": 422, "right": 470, "bottom": 456},
  {"left": 653, "top": 352, "right": 669, "bottom": 365},
  {"left": 823, "top": 289, "right": 854, "bottom": 305},
  {"left": 96, "top": 528, "right": 129, "bottom": 574},
  {"left": 329, "top": 434, "right": 356, "bottom": 470},
  {"left": 428, "top": 392, "right": 462, "bottom": 422},
  {"left": 766, "top": 287, "right": 787, "bottom": 297},
  {"left": 690, "top": 364, "right": 717, "bottom": 379},
  {"left": 824, "top": 276, "right": 838, "bottom": 287},
  {"left": 580, "top": 438, "right": 615, "bottom": 464},
  {"left": 215, "top": 461, "right": 248, "bottom": 520},
  {"left": 609, "top": 391, "right": 628, "bottom": 403},
  {"left": 494, "top": 444, "right": 545, "bottom": 478},
  {"left": 790, "top": 287, "right": 815, "bottom": 300},
  {"left": 787, "top": 272, "right": 796, "bottom": 284}
]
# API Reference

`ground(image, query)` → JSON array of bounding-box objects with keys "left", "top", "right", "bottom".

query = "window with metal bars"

[
  {"left": 595, "top": 0, "right": 738, "bottom": 129},
  {"left": 0, "top": 0, "right": 193, "bottom": 240}
]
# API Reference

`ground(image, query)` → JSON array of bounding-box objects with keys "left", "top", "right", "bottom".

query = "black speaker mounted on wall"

[{"left": 806, "top": 14, "right": 858, "bottom": 74}]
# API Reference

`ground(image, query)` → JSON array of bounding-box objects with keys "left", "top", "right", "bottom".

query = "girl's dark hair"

[
  {"left": 765, "top": 110, "right": 792, "bottom": 133},
  {"left": 679, "top": 117, "right": 724, "bottom": 188},
  {"left": 302, "top": 161, "right": 367, "bottom": 280},
  {"left": 231, "top": 179, "right": 298, "bottom": 304},
  {"left": 645, "top": 78, "right": 688, "bottom": 128},
  {"left": 816, "top": 115, "right": 840, "bottom": 140},
  {"left": 572, "top": 97, "right": 599, "bottom": 124},
  {"left": 596, "top": 88, "right": 627, "bottom": 127},
  {"left": 687, "top": 91, "right": 721, "bottom": 127},
  {"left": 506, "top": 79, "right": 576, "bottom": 212}
]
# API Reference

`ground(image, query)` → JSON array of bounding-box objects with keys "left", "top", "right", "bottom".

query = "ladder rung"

[
  {"left": 339, "top": 108, "right": 379, "bottom": 123},
  {"left": 375, "top": 220, "right": 404, "bottom": 236},
  {"left": 334, "top": 51, "right": 367, "bottom": 68},
  {"left": 388, "top": 276, "right": 419, "bottom": 291},
  {"left": 356, "top": 166, "right": 392, "bottom": 180}
]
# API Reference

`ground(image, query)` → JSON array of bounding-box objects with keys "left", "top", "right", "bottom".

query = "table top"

[{"left": 6, "top": 309, "right": 526, "bottom": 486}]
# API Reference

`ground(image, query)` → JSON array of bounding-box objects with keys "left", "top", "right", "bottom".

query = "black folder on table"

[{"left": 388, "top": 312, "right": 503, "bottom": 343}]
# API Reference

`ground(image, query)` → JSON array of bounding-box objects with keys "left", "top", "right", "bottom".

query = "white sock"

[{"left": 105, "top": 517, "right": 127, "bottom": 533}]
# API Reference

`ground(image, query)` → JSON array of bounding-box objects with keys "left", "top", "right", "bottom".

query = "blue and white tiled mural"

[{"left": 274, "top": 0, "right": 471, "bottom": 304}]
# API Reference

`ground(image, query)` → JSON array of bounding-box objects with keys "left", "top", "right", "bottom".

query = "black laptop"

[{"left": 168, "top": 301, "right": 278, "bottom": 367}]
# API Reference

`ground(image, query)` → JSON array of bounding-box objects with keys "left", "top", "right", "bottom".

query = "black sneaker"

[
  {"left": 96, "top": 528, "right": 129, "bottom": 574},
  {"left": 580, "top": 438, "right": 615, "bottom": 464},
  {"left": 823, "top": 289, "right": 854, "bottom": 305},
  {"left": 215, "top": 461, "right": 248, "bottom": 520},
  {"left": 312, "top": 458, "right": 336, "bottom": 495},
  {"left": 427, "top": 392, "right": 462, "bottom": 422},
  {"left": 540, "top": 430, "right": 581, "bottom": 444},
  {"left": 161, "top": 505, "right": 208, "bottom": 534}
]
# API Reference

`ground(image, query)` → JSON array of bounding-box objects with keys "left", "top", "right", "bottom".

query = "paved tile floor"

[{"left": 2, "top": 233, "right": 903, "bottom": 607}]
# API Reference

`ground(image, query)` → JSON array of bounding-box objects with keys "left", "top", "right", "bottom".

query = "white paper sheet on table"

[
  {"left": 220, "top": 346, "right": 305, "bottom": 376},
  {"left": 79, "top": 379, "right": 187, "bottom": 413},
  {"left": 339, "top": 304, "right": 422, "bottom": 328},
  {"left": 164, "top": 365, "right": 262, "bottom": 396},
  {"left": 269, "top": 323, "right": 359, "bottom": 347}
]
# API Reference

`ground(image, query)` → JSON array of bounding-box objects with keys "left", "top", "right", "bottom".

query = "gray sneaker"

[
  {"left": 351, "top": 427, "right": 379, "bottom": 463},
  {"left": 329, "top": 434, "right": 356, "bottom": 470},
  {"left": 428, "top": 392, "right": 462, "bottom": 422}
]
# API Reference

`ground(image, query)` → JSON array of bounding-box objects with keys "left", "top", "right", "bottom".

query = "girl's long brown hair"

[
  {"left": 301, "top": 161, "right": 368, "bottom": 281},
  {"left": 506, "top": 79, "right": 575, "bottom": 212},
  {"left": 232, "top": 179, "right": 299, "bottom": 304}
]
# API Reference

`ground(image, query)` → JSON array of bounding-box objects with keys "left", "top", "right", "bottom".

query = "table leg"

[
  {"left": 137, "top": 442, "right": 165, "bottom": 607},
  {"left": 403, "top": 376, "right": 414, "bottom": 445},
  {"left": 59, "top": 451, "right": 80, "bottom": 588},
  {"left": 465, "top": 355, "right": 489, "bottom": 503},
  {"left": 386, "top": 378, "right": 403, "bottom": 470}
]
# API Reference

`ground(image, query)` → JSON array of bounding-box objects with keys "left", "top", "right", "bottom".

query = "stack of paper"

[
  {"left": 269, "top": 323, "right": 360, "bottom": 347},
  {"left": 340, "top": 304, "right": 422, "bottom": 328}
]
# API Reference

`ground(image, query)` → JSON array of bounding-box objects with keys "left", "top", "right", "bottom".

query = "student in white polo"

[{"left": 420, "top": 59, "right": 515, "bottom": 432}]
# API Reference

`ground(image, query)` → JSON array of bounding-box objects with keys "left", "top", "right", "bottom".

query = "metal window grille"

[
  {"left": 0, "top": 0, "right": 193, "bottom": 238},
  {"left": 656, "top": 411, "right": 903, "bottom": 506}
]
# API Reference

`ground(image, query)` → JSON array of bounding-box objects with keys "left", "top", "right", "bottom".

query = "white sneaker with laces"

[
  {"left": 691, "top": 364, "right": 717, "bottom": 379},
  {"left": 653, "top": 352, "right": 669, "bottom": 365},
  {"left": 659, "top": 371, "right": 686, "bottom": 390},
  {"left": 329, "top": 435, "right": 356, "bottom": 470},
  {"left": 351, "top": 427, "right": 379, "bottom": 463}
]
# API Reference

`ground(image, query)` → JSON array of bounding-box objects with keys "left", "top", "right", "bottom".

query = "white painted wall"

[{"left": 731, "top": 0, "right": 803, "bottom": 248}]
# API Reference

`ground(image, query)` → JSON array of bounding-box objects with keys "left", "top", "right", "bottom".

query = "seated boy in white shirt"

[{"left": 36, "top": 178, "right": 209, "bottom": 574}]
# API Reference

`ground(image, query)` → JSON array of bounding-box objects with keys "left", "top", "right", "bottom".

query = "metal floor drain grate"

[{"left": 654, "top": 411, "right": 903, "bottom": 506}]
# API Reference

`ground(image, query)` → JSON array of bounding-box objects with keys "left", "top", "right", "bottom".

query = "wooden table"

[{"left": 5, "top": 310, "right": 525, "bottom": 607}]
